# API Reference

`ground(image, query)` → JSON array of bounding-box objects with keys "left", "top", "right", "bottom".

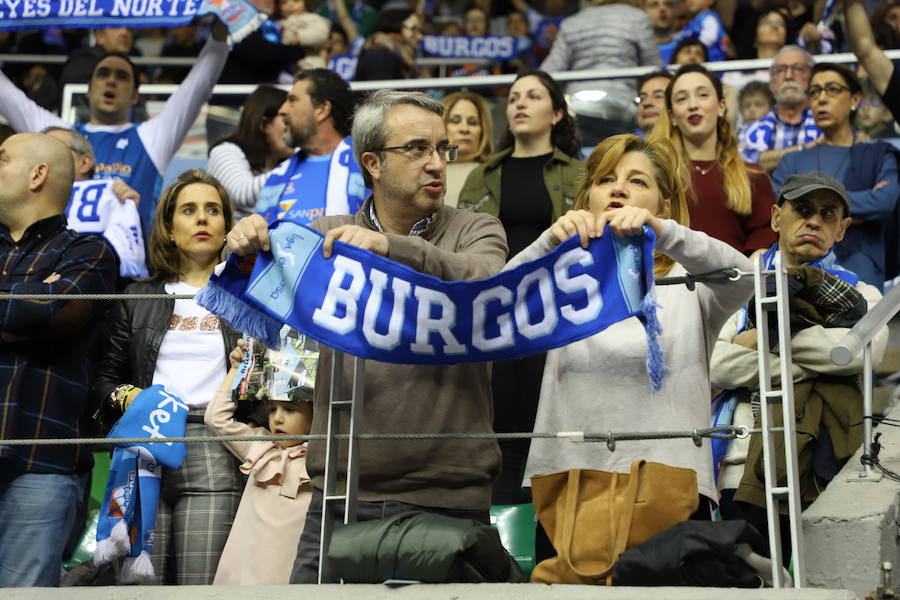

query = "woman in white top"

[
  {"left": 92, "top": 170, "right": 245, "bottom": 584},
  {"left": 504, "top": 134, "right": 753, "bottom": 559},
  {"left": 441, "top": 91, "right": 494, "bottom": 208},
  {"left": 208, "top": 85, "right": 295, "bottom": 219}
]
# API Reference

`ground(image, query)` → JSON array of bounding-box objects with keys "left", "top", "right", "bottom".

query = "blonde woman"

[
  {"left": 505, "top": 133, "right": 753, "bottom": 562},
  {"left": 441, "top": 91, "right": 494, "bottom": 208},
  {"left": 649, "top": 63, "right": 777, "bottom": 254}
]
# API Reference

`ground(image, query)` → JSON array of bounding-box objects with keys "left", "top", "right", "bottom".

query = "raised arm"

[
  {"left": 844, "top": 0, "right": 894, "bottom": 96},
  {"left": 204, "top": 364, "right": 260, "bottom": 461},
  {"left": 0, "top": 69, "right": 69, "bottom": 133},
  {"left": 137, "top": 23, "right": 229, "bottom": 173}
]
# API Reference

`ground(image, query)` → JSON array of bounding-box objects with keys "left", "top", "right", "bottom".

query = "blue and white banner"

[
  {"left": 0, "top": 0, "right": 265, "bottom": 42},
  {"left": 421, "top": 35, "right": 516, "bottom": 60},
  {"left": 198, "top": 218, "right": 667, "bottom": 391}
]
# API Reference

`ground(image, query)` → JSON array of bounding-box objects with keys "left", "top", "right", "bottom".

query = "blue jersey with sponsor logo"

[
  {"left": 262, "top": 154, "right": 331, "bottom": 224},
  {"left": 77, "top": 123, "right": 162, "bottom": 241}
]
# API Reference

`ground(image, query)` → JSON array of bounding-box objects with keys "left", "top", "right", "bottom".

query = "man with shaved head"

[{"left": 0, "top": 133, "right": 118, "bottom": 587}]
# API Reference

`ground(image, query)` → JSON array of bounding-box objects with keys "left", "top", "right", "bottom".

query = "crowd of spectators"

[{"left": 1, "top": 0, "right": 900, "bottom": 591}]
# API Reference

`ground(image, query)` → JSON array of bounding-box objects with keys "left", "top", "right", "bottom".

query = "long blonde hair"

[
  {"left": 575, "top": 134, "right": 689, "bottom": 277},
  {"left": 441, "top": 91, "right": 494, "bottom": 163},
  {"left": 648, "top": 63, "right": 758, "bottom": 216}
]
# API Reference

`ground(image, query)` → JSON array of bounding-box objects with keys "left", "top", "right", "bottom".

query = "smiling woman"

[
  {"left": 91, "top": 170, "right": 247, "bottom": 585},
  {"left": 772, "top": 63, "right": 900, "bottom": 290}
]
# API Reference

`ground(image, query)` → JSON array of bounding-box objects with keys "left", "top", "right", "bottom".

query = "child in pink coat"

[{"left": 206, "top": 339, "right": 313, "bottom": 585}]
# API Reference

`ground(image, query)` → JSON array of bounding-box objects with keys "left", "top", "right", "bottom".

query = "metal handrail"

[{"left": 831, "top": 283, "right": 900, "bottom": 366}]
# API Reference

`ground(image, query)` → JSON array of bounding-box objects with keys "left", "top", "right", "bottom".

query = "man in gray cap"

[{"left": 709, "top": 170, "right": 888, "bottom": 538}]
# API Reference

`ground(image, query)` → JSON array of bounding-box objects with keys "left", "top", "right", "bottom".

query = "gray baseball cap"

[{"left": 777, "top": 170, "right": 851, "bottom": 216}]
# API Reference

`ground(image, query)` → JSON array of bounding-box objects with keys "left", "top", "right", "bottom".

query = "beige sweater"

[{"left": 305, "top": 198, "right": 508, "bottom": 510}]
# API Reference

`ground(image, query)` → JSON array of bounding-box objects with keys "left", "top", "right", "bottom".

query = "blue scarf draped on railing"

[
  {"left": 0, "top": 0, "right": 264, "bottom": 43},
  {"left": 94, "top": 385, "right": 189, "bottom": 583},
  {"left": 197, "top": 218, "right": 668, "bottom": 392}
]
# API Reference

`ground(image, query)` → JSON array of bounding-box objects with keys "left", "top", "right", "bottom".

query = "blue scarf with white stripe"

[{"left": 198, "top": 218, "right": 667, "bottom": 392}]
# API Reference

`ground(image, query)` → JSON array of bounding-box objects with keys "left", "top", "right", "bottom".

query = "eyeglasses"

[
  {"left": 401, "top": 23, "right": 421, "bottom": 33},
  {"left": 376, "top": 143, "right": 459, "bottom": 162},
  {"left": 634, "top": 90, "right": 666, "bottom": 105},
  {"left": 806, "top": 83, "right": 851, "bottom": 99},
  {"left": 771, "top": 63, "right": 811, "bottom": 77},
  {"left": 759, "top": 17, "right": 785, "bottom": 27}
]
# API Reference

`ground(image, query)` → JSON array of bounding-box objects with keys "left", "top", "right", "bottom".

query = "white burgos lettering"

[
  {"left": 311, "top": 249, "right": 605, "bottom": 356},
  {"left": 312, "top": 255, "right": 366, "bottom": 334},
  {"left": 140, "top": 389, "right": 189, "bottom": 446}
]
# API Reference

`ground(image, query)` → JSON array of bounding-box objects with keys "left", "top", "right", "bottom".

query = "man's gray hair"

[
  {"left": 352, "top": 90, "right": 444, "bottom": 188},
  {"left": 772, "top": 44, "right": 814, "bottom": 69},
  {"left": 40, "top": 126, "right": 94, "bottom": 158}
]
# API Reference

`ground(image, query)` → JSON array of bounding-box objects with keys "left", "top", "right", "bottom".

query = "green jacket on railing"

[{"left": 457, "top": 146, "right": 585, "bottom": 222}]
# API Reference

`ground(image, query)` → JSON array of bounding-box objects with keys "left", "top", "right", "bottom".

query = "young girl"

[{"left": 206, "top": 339, "right": 314, "bottom": 585}]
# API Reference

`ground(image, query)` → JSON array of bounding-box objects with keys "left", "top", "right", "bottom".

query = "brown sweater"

[{"left": 306, "top": 198, "right": 508, "bottom": 510}]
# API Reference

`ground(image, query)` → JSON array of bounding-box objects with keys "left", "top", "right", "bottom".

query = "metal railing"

[{"left": 831, "top": 282, "right": 900, "bottom": 479}]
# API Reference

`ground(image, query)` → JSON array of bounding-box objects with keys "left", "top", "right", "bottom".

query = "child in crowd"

[
  {"left": 206, "top": 338, "right": 314, "bottom": 585},
  {"left": 738, "top": 81, "right": 775, "bottom": 126},
  {"left": 857, "top": 85, "right": 898, "bottom": 141},
  {"left": 677, "top": 0, "right": 732, "bottom": 61},
  {"left": 737, "top": 81, "right": 775, "bottom": 150},
  {"left": 278, "top": 0, "right": 331, "bottom": 68}
]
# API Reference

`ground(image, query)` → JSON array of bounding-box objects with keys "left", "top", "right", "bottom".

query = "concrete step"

[{"left": 0, "top": 584, "right": 862, "bottom": 600}]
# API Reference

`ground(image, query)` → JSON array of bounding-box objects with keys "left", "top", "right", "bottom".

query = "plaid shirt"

[
  {"left": 740, "top": 106, "right": 821, "bottom": 164},
  {"left": 0, "top": 215, "right": 118, "bottom": 474},
  {"left": 369, "top": 202, "right": 433, "bottom": 237}
]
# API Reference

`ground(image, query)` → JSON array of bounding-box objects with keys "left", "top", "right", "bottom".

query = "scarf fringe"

[
  {"left": 93, "top": 520, "right": 129, "bottom": 565},
  {"left": 229, "top": 12, "right": 267, "bottom": 44},
  {"left": 121, "top": 551, "right": 155, "bottom": 583},
  {"left": 119, "top": 258, "right": 150, "bottom": 280},
  {"left": 196, "top": 281, "right": 283, "bottom": 349},
  {"left": 641, "top": 292, "right": 666, "bottom": 394}
]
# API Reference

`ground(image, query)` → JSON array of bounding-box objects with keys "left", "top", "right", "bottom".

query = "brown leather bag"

[{"left": 530, "top": 460, "right": 699, "bottom": 584}]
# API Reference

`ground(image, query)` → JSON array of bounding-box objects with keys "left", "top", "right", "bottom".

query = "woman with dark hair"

[
  {"left": 92, "top": 170, "right": 243, "bottom": 584},
  {"left": 649, "top": 63, "right": 776, "bottom": 254},
  {"left": 773, "top": 62, "right": 899, "bottom": 290},
  {"left": 208, "top": 85, "right": 295, "bottom": 220},
  {"left": 724, "top": 6, "right": 794, "bottom": 90},
  {"left": 458, "top": 69, "right": 584, "bottom": 505},
  {"left": 354, "top": 9, "right": 423, "bottom": 81}
]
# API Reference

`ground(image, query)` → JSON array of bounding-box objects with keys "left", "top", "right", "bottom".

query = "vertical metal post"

[
  {"left": 318, "top": 352, "right": 365, "bottom": 584},
  {"left": 753, "top": 253, "right": 786, "bottom": 586},
  {"left": 753, "top": 252, "right": 805, "bottom": 587},
  {"left": 862, "top": 343, "right": 873, "bottom": 478}
]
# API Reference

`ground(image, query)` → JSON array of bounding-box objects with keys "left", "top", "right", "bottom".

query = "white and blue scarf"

[
  {"left": 66, "top": 180, "right": 149, "bottom": 279},
  {"left": 198, "top": 218, "right": 667, "bottom": 392},
  {"left": 0, "top": 0, "right": 264, "bottom": 43},
  {"left": 94, "top": 385, "right": 189, "bottom": 583}
]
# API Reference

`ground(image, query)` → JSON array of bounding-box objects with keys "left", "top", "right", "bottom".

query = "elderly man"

[
  {"left": 0, "top": 133, "right": 119, "bottom": 587},
  {"left": 226, "top": 90, "right": 508, "bottom": 583},
  {"left": 741, "top": 45, "right": 822, "bottom": 171},
  {"left": 635, "top": 70, "right": 674, "bottom": 137},
  {"left": 710, "top": 171, "right": 887, "bottom": 543},
  {"left": 0, "top": 21, "right": 229, "bottom": 240}
]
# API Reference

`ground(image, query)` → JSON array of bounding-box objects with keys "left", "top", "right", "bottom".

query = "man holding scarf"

[
  {"left": 0, "top": 20, "right": 230, "bottom": 241},
  {"left": 710, "top": 171, "right": 888, "bottom": 547},
  {"left": 226, "top": 89, "right": 508, "bottom": 583}
]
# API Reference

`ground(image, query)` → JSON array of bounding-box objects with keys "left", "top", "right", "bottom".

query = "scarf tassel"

[
  {"left": 641, "top": 292, "right": 666, "bottom": 394},
  {"left": 93, "top": 520, "right": 129, "bottom": 566},
  {"left": 121, "top": 551, "right": 154, "bottom": 583},
  {"left": 196, "top": 281, "right": 283, "bottom": 349}
]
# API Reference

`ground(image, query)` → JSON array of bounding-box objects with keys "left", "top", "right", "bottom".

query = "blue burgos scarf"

[
  {"left": 198, "top": 218, "right": 667, "bottom": 392},
  {"left": 94, "top": 385, "right": 189, "bottom": 583}
]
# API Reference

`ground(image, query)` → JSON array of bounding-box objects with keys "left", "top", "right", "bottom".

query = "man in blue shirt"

[
  {"left": 0, "top": 21, "right": 230, "bottom": 240},
  {"left": 254, "top": 68, "right": 367, "bottom": 225},
  {"left": 0, "top": 133, "right": 119, "bottom": 587}
]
